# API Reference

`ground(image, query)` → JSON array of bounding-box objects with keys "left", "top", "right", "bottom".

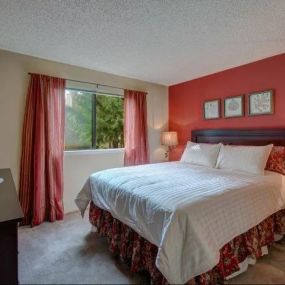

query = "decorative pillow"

[
  {"left": 265, "top": 146, "right": 285, "bottom": 175},
  {"left": 180, "top": 142, "right": 221, "bottom": 168},
  {"left": 216, "top": 144, "right": 273, "bottom": 175}
]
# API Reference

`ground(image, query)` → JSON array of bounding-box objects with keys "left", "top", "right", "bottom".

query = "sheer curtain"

[
  {"left": 124, "top": 89, "right": 149, "bottom": 166},
  {"left": 19, "top": 74, "right": 66, "bottom": 226}
]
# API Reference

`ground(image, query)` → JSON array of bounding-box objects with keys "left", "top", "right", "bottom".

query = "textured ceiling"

[{"left": 0, "top": 0, "right": 285, "bottom": 86}]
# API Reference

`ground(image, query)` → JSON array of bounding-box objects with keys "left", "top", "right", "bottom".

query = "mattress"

[{"left": 75, "top": 162, "right": 285, "bottom": 284}]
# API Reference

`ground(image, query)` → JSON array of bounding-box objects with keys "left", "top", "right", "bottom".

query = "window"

[{"left": 65, "top": 89, "right": 124, "bottom": 150}]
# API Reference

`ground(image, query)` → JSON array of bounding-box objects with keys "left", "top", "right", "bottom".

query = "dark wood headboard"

[{"left": 191, "top": 129, "right": 285, "bottom": 146}]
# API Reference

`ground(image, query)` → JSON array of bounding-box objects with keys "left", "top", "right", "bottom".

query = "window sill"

[{"left": 64, "top": 148, "right": 125, "bottom": 156}]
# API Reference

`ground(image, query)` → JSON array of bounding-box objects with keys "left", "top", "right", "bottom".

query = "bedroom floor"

[{"left": 19, "top": 212, "right": 285, "bottom": 284}]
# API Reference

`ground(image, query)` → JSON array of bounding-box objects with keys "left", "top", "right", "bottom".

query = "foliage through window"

[{"left": 65, "top": 89, "right": 124, "bottom": 150}]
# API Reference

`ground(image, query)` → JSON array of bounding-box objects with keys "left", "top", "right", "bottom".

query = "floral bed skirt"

[{"left": 89, "top": 202, "right": 285, "bottom": 285}]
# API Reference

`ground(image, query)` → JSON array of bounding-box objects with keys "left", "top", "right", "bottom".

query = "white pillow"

[
  {"left": 180, "top": 142, "right": 221, "bottom": 168},
  {"left": 216, "top": 144, "right": 273, "bottom": 175}
]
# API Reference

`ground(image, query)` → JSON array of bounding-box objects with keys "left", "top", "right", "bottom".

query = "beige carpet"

[{"left": 19, "top": 212, "right": 285, "bottom": 284}]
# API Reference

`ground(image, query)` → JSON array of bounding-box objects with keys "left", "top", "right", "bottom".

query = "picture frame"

[
  {"left": 224, "top": 95, "right": 244, "bottom": 118},
  {"left": 204, "top": 99, "right": 220, "bottom": 120},
  {"left": 248, "top": 89, "right": 274, "bottom": 116}
]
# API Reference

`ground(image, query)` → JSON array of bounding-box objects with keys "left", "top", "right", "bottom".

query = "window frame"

[{"left": 64, "top": 88, "right": 124, "bottom": 151}]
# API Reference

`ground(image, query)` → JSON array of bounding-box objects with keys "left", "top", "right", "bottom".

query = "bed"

[{"left": 75, "top": 128, "right": 285, "bottom": 284}]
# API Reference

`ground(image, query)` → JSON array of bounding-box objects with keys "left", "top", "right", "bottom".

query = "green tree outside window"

[{"left": 65, "top": 90, "right": 124, "bottom": 150}]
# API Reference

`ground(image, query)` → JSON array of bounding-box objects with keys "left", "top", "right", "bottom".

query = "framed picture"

[
  {"left": 224, "top": 95, "right": 244, "bottom": 118},
  {"left": 204, "top": 99, "right": 220, "bottom": 120},
  {"left": 248, "top": 90, "right": 274, "bottom": 116}
]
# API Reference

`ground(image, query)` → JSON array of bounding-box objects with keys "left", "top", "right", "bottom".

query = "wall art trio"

[{"left": 204, "top": 89, "right": 274, "bottom": 120}]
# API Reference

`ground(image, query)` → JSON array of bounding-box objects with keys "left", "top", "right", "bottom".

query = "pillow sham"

[
  {"left": 266, "top": 146, "right": 285, "bottom": 175},
  {"left": 216, "top": 144, "right": 273, "bottom": 175},
  {"left": 180, "top": 142, "right": 221, "bottom": 168}
]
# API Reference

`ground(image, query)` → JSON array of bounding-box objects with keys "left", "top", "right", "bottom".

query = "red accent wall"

[{"left": 169, "top": 53, "right": 285, "bottom": 160}]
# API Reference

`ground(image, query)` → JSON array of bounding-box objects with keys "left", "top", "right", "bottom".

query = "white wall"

[{"left": 0, "top": 49, "right": 168, "bottom": 213}]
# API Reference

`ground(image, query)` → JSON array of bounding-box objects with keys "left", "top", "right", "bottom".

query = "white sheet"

[{"left": 75, "top": 162, "right": 285, "bottom": 284}]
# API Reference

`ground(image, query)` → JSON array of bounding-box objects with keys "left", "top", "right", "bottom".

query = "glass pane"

[
  {"left": 65, "top": 90, "right": 92, "bottom": 150},
  {"left": 96, "top": 94, "right": 124, "bottom": 149}
]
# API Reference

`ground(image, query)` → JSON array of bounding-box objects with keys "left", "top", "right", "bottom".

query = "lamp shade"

[{"left": 161, "top": 131, "right": 178, "bottom": 147}]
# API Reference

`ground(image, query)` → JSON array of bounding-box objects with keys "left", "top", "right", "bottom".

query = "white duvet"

[{"left": 75, "top": 162, "right": 285, "bottom": 284}]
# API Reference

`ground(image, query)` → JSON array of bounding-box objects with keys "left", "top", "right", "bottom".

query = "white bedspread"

[{"left": 75, "top": 162, "right": 285, "bottom": 284}]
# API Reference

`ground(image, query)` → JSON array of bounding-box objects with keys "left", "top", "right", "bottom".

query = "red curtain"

[
  {"left": 124, "top": 89, "right": 149, "bottom": 166},
  {"left": 19, "top": 74, "right": 66, "bottom": 226}
]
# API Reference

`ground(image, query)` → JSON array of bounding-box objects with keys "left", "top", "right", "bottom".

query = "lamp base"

[{"left": 164, "top": 150, "right": 169, "bottom": 159}]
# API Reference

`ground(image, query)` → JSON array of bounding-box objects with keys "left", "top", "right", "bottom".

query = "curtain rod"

[
  {"left": 28, "top": 72, "right": 147, "bottom": 93},
  {"left": 28, "top": 72, "right": 123, "bottom": 90}
]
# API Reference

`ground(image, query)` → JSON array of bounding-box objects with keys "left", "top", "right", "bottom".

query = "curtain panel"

[
  {"left": 19, "top": 74, "right": 66, "bottom": 226},
  {"left": 124, "top": 89, "right": 149, "bottom": 166}
]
